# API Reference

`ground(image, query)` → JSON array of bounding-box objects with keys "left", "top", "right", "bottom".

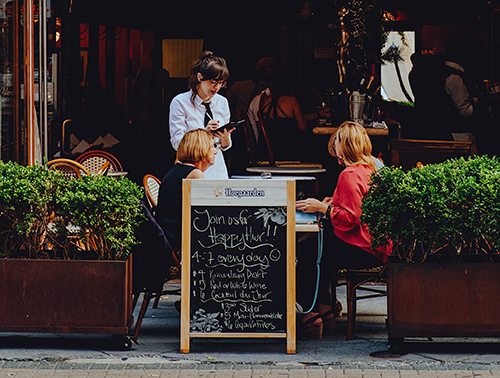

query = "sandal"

[
  {"left": 298, "top": 313, "right": 323, "bottom": 340},
  {"left": 335, "top": 300, "right": 343, "bottom": 317}
]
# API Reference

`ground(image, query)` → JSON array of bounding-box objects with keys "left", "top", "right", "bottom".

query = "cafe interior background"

[{"left": 0, "top": 0, "right": 499, "bottom": 185}]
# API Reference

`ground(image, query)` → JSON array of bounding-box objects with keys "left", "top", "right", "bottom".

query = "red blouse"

[{"left": 329, "top": 164, "right": 392, "bottom": 262}]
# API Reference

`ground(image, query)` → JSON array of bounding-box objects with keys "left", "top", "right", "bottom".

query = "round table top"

[
  {"left": 246, "top": 166, "right": 326, "bottom": 175},
  {"left": 107, "top": 171, "right": 128, "bottom": 177},
  {"left": 232, "top": 175, "right": 318, "bottom": 181}
]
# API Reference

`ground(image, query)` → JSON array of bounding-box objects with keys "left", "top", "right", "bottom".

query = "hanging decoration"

[{"left": 336, "top": 0, "right": 389, "bottom": 92}]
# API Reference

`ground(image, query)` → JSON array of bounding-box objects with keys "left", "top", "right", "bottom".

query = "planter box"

[
  {"left": 387, "top": 261, "right": 500, "bottom": 347},
  {"left": 0, "top": 257, "right": 134, "bottom": 349}
]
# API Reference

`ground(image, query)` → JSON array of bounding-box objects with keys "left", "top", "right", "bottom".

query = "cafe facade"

[{"left": 1, "top": 0, "right": 498, "bottom": 170}]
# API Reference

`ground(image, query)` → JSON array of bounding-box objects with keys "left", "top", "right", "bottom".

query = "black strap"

[{"left": 202, "top": 102, "right": 213, "bottom": 126}]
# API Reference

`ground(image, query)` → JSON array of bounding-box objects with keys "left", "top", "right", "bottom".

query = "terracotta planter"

[
  {"left": 387, "top": 260, "right": 500, "bottom": 349},
  {"left": 0, "top": 257, "right": 134, "bottom": 350}
]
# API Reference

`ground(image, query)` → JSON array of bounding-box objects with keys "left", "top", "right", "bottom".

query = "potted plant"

[
  {"left": 0, "top": 161, "right": 144, "bottom": 349},
  {"left": 361, "top": 155, "right": 500, "bottom": 350}
]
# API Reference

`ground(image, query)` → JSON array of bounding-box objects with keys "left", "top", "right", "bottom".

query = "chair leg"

[
  {"left": 152, "top": 293, "right": 161, "bottom": 308},
  {"left": 132, "top": 293, "right": 139, "bottom": 313},
  {"left": 352, "top": 288, "right": 357, "bottom": 328},
  {"left": 133, "top": 292, "right": 154, "bottom": 342},
  {"left": 346, "top": 278, "right": 355, "bottom": 341}
]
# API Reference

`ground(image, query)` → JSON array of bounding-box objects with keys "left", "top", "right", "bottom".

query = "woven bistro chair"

[
  {"left": 47, "top": 158, "right": 90, "bottom": 179},
  {"left": 143, "top": 174, "right": 161, "bottom": 210},
  {"left": 75, "top": 150, "right": 123, "bottom": 175}
]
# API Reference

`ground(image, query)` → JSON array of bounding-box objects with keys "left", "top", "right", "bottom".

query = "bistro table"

[
  {"left": 295, "top": 222, "right": 319, "bottom": 233},
  {"left": 312, "top": 126, "right": 389, "bottom": 136},
  {"left": 231, "top": 174, "right": 318, "bottom": 182},
  {"left": 107, "top": 171, "right": 128, "bottom": 178},
  {"left": 231, "top": 175, "right": 320, "bottom": 233},
  {"left": 244, "top": 167, "right": 326, "bottom": 195},
  {"left": 232, "top": 171, "right": 325, "bottom": 196}
]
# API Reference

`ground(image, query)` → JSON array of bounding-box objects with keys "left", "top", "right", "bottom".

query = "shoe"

[
  {"left": 335, "top": 300, "right": 343, "bottom": 317},
  {"left": 299, "top": 313, "right": 323, "bottom": 340}
]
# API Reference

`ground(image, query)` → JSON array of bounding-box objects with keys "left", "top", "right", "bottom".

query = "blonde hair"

[
  {"left": 333, "top": 121, "right": 376, "bottom": 169},
  {"left": 176, "top": 129, "right": 213, "bottom": 164}
]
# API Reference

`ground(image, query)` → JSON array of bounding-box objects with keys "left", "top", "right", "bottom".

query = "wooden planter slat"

[
  {"left": 0, "top": 257, "right": 133, "bottom": 335},
  {"left": 387, "top": 262, "right": 500, "bottom": 340}
]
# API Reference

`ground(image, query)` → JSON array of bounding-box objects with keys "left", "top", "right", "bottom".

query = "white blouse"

[{"left": 169, "top": 90, "right": 231, "bottom": 179}]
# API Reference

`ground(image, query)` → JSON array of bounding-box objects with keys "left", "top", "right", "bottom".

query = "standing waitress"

[{"left": 169, "top": 51, "right": 233, "bottom": 179}]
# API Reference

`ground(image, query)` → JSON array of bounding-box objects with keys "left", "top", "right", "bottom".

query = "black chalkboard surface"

[
  {"left": 190, "top": 206, "right": 287, "bottom": 333},
  {"left": 180, "top": 179, "right": 296, "bottom": 354}
]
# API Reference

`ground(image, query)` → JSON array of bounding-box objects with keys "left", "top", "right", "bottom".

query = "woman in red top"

[{"left": 295, "top": 121, "right": 392, "bottom": 339}]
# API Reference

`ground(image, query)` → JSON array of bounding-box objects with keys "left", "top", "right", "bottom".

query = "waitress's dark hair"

[{"left": 188, "top": 50, "right": 229, "bottom": 104}]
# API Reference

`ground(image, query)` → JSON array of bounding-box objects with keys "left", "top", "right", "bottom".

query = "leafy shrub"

[
  {"left": 0, "top": 161, "right": 61, "bottom": 258},
  {"left": 52, "top": 175, "right": 144, "bottom": 260},
  {"left": 0, "top": 161, "right": 143, "bottom": 260},
  {"left": 361, "top": 156, "right": 500, "bottom": 262}
]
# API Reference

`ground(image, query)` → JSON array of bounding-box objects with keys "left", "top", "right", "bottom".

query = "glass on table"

[{"left": 260, "top": 171, "right": 272, "bottom": 179}]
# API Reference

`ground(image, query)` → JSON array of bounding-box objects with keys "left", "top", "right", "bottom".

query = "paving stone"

[
  {"left": 1, "top": 362, "right": 22, "bottom": 369},
  {"left": 158, "top": 371, "right": 180, "bottom": 378},
  {"left": 305, "top": 370, "right": 326, "bottom": 378},
  {"left": 453, "top": 371, "right": 474, "bottom": 378},
  {"left": 398, "top": 370, "right": 419, "bottom": 377},
  {"left": 17, "top": 362, "right": 41, "bottom": 370},
  {"left": 89, "top": 365, "right": 110, "bottom": 370}
]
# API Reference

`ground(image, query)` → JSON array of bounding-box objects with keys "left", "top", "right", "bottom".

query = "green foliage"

[
  {"left": 361, "top": 156, "right": 500, "bottom": 262},
  {"left": 0, "top": 161, "right": 143, "bottom": 260},
  {"left": 0, "top": 161, "right": 62, "bottom": 257},
  {"left": 52, "top": 175, "right": 144, "bottom": 260}
]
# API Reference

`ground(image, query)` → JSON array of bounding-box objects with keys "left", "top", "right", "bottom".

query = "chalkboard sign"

[{"left": 180, "top": 179, "right": 296, "bottom": 354}]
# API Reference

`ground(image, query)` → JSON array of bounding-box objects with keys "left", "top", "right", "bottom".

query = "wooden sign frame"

[{"left": 180, "top": 179, "right": 296, "bottom": 354}]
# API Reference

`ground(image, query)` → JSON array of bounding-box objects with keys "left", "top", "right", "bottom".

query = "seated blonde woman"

[
  {"left": 155, "top": 129, "right": 217, "bottom": 253},
  {"left": 295, "top": 121, "right": 392, "bottom": 339}
]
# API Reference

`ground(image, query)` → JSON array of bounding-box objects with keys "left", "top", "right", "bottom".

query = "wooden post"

[
  {"left": 286, "top": 180, "right": 296, "bottom": 354},
  {"left": 180, "top": 179, "right": 192, "bottom": 353}
]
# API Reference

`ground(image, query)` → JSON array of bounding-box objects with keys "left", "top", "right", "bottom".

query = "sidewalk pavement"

[
  {"left": 2, "top": 368, "right": 500, "bottom": 378},
  {"left": 1, "top": 285, "right": 500, "bottom": 377}
]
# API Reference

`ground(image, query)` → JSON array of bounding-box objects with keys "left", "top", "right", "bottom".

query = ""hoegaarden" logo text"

[{"left": 224, "top": 188, "right": 265, "bottom": 198}]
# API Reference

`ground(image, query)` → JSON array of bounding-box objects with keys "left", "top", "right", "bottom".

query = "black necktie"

[{"left": 202, "top": 102, "right": 213, "bottom": 127}]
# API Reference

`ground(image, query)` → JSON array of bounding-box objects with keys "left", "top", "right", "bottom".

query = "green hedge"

[
  {"left": 361, "top": 156, "right": 500, "bottom": 262},
  {"left": 0, "top": 161, "right": 144, "bottom": 260}
]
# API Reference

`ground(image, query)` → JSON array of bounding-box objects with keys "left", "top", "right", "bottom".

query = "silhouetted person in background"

[
  {"left": 414, "top": 33, "right": 479, "bottom": 143},
  {"left": 130, "top": 49, "right": 173, "bottom": 183},
  {"left": 414, "top": 33, "right": 499, "bottom": 154},
  {"left": 225, "top": 57, "right": 276, "bottom": 175},
  {"left": 226, "top": 57, "right": 276, "bottom": 121}
]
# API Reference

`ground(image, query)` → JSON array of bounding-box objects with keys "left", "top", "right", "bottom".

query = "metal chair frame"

[
  {"left": 130, "top": 174, "right": 180, "bottom": 343},
  {"left": 342, "top": 263, "right": 388, "bottom": 341}
]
